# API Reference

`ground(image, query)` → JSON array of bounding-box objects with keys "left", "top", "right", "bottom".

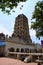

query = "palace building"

[
  {"left": 1, "top": 14, "right": 41, "bottom": 57},
  {"left": 5, "top": 14, "right": 41, "bottom": 55}
]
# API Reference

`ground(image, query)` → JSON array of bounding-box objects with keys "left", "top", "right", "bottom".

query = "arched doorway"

[
  {"left": 21, "top": 48, "right": 24, "bottom": 52},
  {"left": 16, "top": 48, "right": 19, "bottom": 52},
  {"left": 9, "top": 47, "right": 15, "bottom": 52},
  {"left": 25, "top": 48, "right": 29, "bottom": 53}
]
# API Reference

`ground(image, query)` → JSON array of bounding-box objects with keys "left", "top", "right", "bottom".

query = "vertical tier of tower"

[{"left": 12, "top": 14, "right": 32, "bottom": 44}]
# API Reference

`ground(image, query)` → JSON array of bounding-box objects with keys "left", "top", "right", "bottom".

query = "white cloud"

[
  {"left": 29, "top": 29, "right": 41, "bottom": 44},
  {"left": 0, "top": 24, "right": 11, "bottom": 36},
  {"left": 29, "top": 29, "right": 36, "bottom": 37},
  {"left": 29, "top": 29, "right": 37, "bottom": 43}
]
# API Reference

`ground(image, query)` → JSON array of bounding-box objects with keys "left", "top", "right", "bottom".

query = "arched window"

[
  {"left": 21, "top": 48, "right": 24, "bottom": 52},
  {"left": 9, "top": 47, "right": 15, "bottom": 52},
  {"left": 16, "top": 48, "right": 19, "bottom": 52}
]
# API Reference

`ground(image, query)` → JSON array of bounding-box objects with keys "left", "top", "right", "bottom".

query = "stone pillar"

[{"left": 17, "top": 54, "right": 20, "bottom": 59}]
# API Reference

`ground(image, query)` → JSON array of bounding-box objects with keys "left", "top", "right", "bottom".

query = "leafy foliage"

[
  {"left": 31, "top": 1, "right": 43, "bottom": 39},
  {"left": 0, "top": 0, "right": 26, "bottom": 14}
]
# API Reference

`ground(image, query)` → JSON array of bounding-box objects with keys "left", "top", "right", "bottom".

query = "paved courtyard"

[{"left": 0, "top": 57, "right": 37, "bottom": 65}]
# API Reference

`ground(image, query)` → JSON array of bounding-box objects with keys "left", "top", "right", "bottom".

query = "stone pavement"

[{"left": 0, "top": 57, "right": 37, "bottom": 65}]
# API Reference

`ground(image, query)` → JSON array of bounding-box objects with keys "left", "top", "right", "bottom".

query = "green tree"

[
  {"left": 31, "top": 1, "right": 43, "bottom": 39},
  {"left": 0, "top": 0, "right": 26, "bottom": 14}
]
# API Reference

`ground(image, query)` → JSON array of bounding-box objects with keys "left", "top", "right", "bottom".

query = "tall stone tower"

[{"left": 12, "top": 14, "right": 32, "bottom": 44}]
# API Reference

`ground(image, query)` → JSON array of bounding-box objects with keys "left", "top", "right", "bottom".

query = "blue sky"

[{"left": 0, "top": 0, "right": 42, "bottom": 44}]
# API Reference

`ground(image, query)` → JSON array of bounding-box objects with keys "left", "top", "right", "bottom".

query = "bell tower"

[{"left": 12, "top": 14, "right": 32, "bottom": 44}]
